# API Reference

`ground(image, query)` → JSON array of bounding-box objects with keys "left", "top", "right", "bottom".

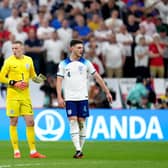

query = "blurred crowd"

[
  {"left": 0, "top": 0, "right": 168, "bottom": 108},
  {"left": 126, "top": 76, "right": 168, "bottom": 109}
]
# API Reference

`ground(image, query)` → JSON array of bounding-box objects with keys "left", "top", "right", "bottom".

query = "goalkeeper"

[{"left": 0, "top": 41, "right": 46, "bottom": 159}]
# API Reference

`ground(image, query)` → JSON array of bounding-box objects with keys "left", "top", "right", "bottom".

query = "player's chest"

[
  {"left": 10, "top": 61, "right": 30, "bottom": 72},
  {"left": 64, "top": 64, "right": 87, "bottom": 77}
]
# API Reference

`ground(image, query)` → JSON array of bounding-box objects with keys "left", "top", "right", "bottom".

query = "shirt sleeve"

[
  {"left": 29, "top": 58, "right": 37, "bottom": 79},
  {"left": 0, "top": 59, "right": 10, "bottom": 84},
  {"left": 87, "top": 60, "right": 96, "bottom": 75},
  {"left": 57, "top": 62, "right": 65, "bottom": 78}
]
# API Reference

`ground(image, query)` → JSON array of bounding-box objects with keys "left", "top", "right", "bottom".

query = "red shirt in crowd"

[
  {"left": 0, "top": 30, "right": 10, "bottom": 47},
  {"left": 149, "top": 43, "right": 165, "bottom": 66}
]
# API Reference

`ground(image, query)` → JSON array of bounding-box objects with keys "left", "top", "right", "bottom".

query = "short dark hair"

[
  {"left": 12, "top": 41, "right": 24, "bottom": 45},
  {"left": 70, "top": 39, "right": 83, "bottom": 47}
]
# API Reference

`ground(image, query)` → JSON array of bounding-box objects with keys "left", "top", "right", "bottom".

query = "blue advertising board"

[{"left": 0, "top": 108, "right": 168, "bottom": 141}]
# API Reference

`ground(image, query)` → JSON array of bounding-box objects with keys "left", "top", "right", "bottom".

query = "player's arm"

[
  {"left": 56, "top": 76, "right": 65, "bottom": 108},
  {"left": 0, "top": 61, "right": 28, "bottom": 90},
  {"left": 32, "top": 73, "right": 47, "bottom": 83},
  {"left": 0, "top": 60, "right": 11, "bottom": 84},
  {"left": 93, "top": 71, "right": 113, "bottom": 103},
  {"left": 29, "top": 57, "right": 46, "bottom": 83}
]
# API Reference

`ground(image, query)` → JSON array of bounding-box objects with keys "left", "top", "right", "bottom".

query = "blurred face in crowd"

[
  {"left": 28, "top": 29, "right": 36, "bottom": 39},
  {"left": 128, "top": 14, "right": 135, "bottom": 24},
  {"left": 111, "top": 10, "right": 119, "bottom": 19},
  {"left": 153, "top": 35, "right": 160, "bottom": 43},
  {"left": 139, "top": 26, "right": 146, "bottom": 34},
  {"left": 139, "top": 37, "right": 146, "bottom": 46},
  {"left": 109, "top": 34, "right": 116, "bottom": 44}
]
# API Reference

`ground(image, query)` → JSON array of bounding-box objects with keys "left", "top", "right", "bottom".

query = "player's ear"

[{"left": 69, "top": 46, "right": 73, "bottom": 52}]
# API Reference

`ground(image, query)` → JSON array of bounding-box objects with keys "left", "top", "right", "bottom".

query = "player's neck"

[
  {"left": 70, "top": 54, "right": 80, "bottom": 61},
  {"left": 14, "top": 55, "right": 24, "bottom": 59}
]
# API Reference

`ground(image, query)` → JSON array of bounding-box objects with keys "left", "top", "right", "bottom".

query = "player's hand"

[
  {"left": 106, "top": 92, "right": 113, "bottom": 104},
  {"left": 57, "top": 97, "right": 65, "bottom": 108},
  {"left": 32, "top": 73, "right": 47, "bottom": 83},
  {"left": 14, "top": 81, "right": 28, "bottom": 90}
]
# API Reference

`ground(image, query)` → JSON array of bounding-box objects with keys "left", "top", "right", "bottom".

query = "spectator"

[
  {"left": 101, "top": 0, "right": 120, "bottom": 20},
  {"left": 36, "top": 18, "right": 54, "bottom": 40},
  {"left": 116, "top": 24, "right": 134, "bottom": 77},
  {"left": 93, "top": 20, "right": 112, "bottom": 43},
  {"left": 125, "top": 14, "right": 139, "bottom": 35},
  {"left": 0, "top": 0, "right": 12, "bottom": 20},
  {"left": 139, "top": 94, "right": 155, "bottom": 109},
  {"left": 1, "top": 33, "right": 15, "bottom": 60},
  {"left": 27, "top": 0, "right": 38, "bottom": 17},
  {"left": 102, "top": 34, "right": 125, "bottom": 78},
  {"left": 13, "top": 22, "right": 28, "bottom": 43},
  {"left": 85, "top": 37, "right": 105, "bottom": 76},
  {"left": 145, "top": 77, "right": 156, "bottom": 104},
  {"left": 24, "top": 28, "right": 44, "bottom": 74},
  {"left": 84, "top": 0, "right": 101, "bottom": 21},
  {"left": 122, "top": 1, "right": 143, "bottom": 24},
  {"left": 22, "top": 13, "right": 36, "bottom": 34},
  {"left": 0, "top": 19, "right": 10, "bottom": 48},
  {"left": 89, "top": 82, "right": 112, "bottom": 108},
  {"left": 73, "top": 14, "right": 92, "bottom": 42},
  {"left": 126, "top": 76, "right": 148, "bottom": 109},
  {"left": 157, "top": 87, "right": 168, "bottom": 109},
  {"left": 155, "top": 0, "right": 168, "bottom": 25},
  {"left": 43, "top": 30, "right": 64, "bottom": 76},
  {"left": 134, "top": 36, "right": 150, "bottom": 78},
  {"left": 31, "top": 6, "right": 49, "bottom": 28},
  {"left": 135, "top": 25, "right": 153, "bottom": 45},
  {"left": 105, "top": 9, "right": 123, "bottom": 33},
  {"left": 126, "top": 0, "right": 145, "bottom": 17},
  {"left": 4, "top": 7, "right": 21, "bottom": 34},
  {"left": 50, "top": 9, "right": 64, "bottom": 30},
  {"left": 155, "top": 17, "right": 168, "bottom": 35},
  {"left": 148, "top": 33, "right": 165, "bottom": 78},
  {"left": 139, "top": 13, "right": 156, "bottom": 36},
  {"left": 159, "top": 28, "right": 168, "bottom": 77},
  {"left": 87, "top": 13, "right": 102, "bottom": 32},
  {"left": 57, "top": 18, "right": 73, "bottom": 53}
]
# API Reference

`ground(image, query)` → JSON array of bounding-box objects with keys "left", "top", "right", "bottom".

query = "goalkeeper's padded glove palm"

[{"left": 32, "top": 73, "right": 46, "bottom": 83}]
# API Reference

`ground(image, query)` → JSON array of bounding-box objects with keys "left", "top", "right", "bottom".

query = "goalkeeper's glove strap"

[{"left": 9, "top": 80, "right": 17, "bottom": 86}]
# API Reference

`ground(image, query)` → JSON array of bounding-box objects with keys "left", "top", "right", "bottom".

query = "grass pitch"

[{"left": 0, "top": 141, "right": 168, "bottom": 168}]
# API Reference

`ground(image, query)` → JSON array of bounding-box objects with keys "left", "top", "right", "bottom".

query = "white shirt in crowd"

[
  {"left": 105, "top": 18, "right": 123, "bottom": 33},
  {"left": 4, "top": 16, "right": 21, "bottom": 33},
  {"left": 139, "top": 21, "right": 156, "bottom": 36},
  {"left": 102, "top": 42, "right": 125, "bottom": 68},
  {"left": 135, "top": 34, "right": 153, "bottom": 45},
  {"left": 116, "top": 32, "right": 133, "bottom": 57},
  {"left": 13, "top": 31, "right": 28, "bottom": 43},
  {"left": 57, "top": 27, "right": 73, "bottom": 52},
  {"left": 2, "top": 41, "right": 13, "bottom": 60},
  {"left": 155, "top": 1, "right": 168, "bottom": 24},
  {"left": 43, "top": 39, "right": 64, "bottom": 64},
  {"left": 135, "top": 45, "right": 149, "bottom": 67},
  {"left": 37, "top": 26, "right": 55, "bottom": 40}
]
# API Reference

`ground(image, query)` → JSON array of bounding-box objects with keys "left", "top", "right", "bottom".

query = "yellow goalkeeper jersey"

[{"left": 0, "top": 55, "right": 37, "bottom": 100}]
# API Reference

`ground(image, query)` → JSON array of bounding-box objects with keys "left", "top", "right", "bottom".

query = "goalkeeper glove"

[
  {"left": 9, "top": 80, "right": 28, "bottom": 90},
  {"left": 32, "top": 73, "right": 47, "bottom": 83}
]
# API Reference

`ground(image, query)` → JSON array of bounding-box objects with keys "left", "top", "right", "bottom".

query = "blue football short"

[{"left": 65, "top": 100, "right": 89, "bottom": 118}]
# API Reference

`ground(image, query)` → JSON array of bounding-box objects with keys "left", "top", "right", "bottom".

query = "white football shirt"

[{"left": 57, "top": 57, "right": 96, "bottom": 101}]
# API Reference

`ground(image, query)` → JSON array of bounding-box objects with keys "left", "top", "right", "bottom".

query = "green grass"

[{"left": 0, "top": 141, "right": 168, "bottom": 168}]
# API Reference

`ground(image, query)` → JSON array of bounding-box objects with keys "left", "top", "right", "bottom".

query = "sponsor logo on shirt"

[{"left": 25, "top": 63, "right": 30, "bottom": 70}]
